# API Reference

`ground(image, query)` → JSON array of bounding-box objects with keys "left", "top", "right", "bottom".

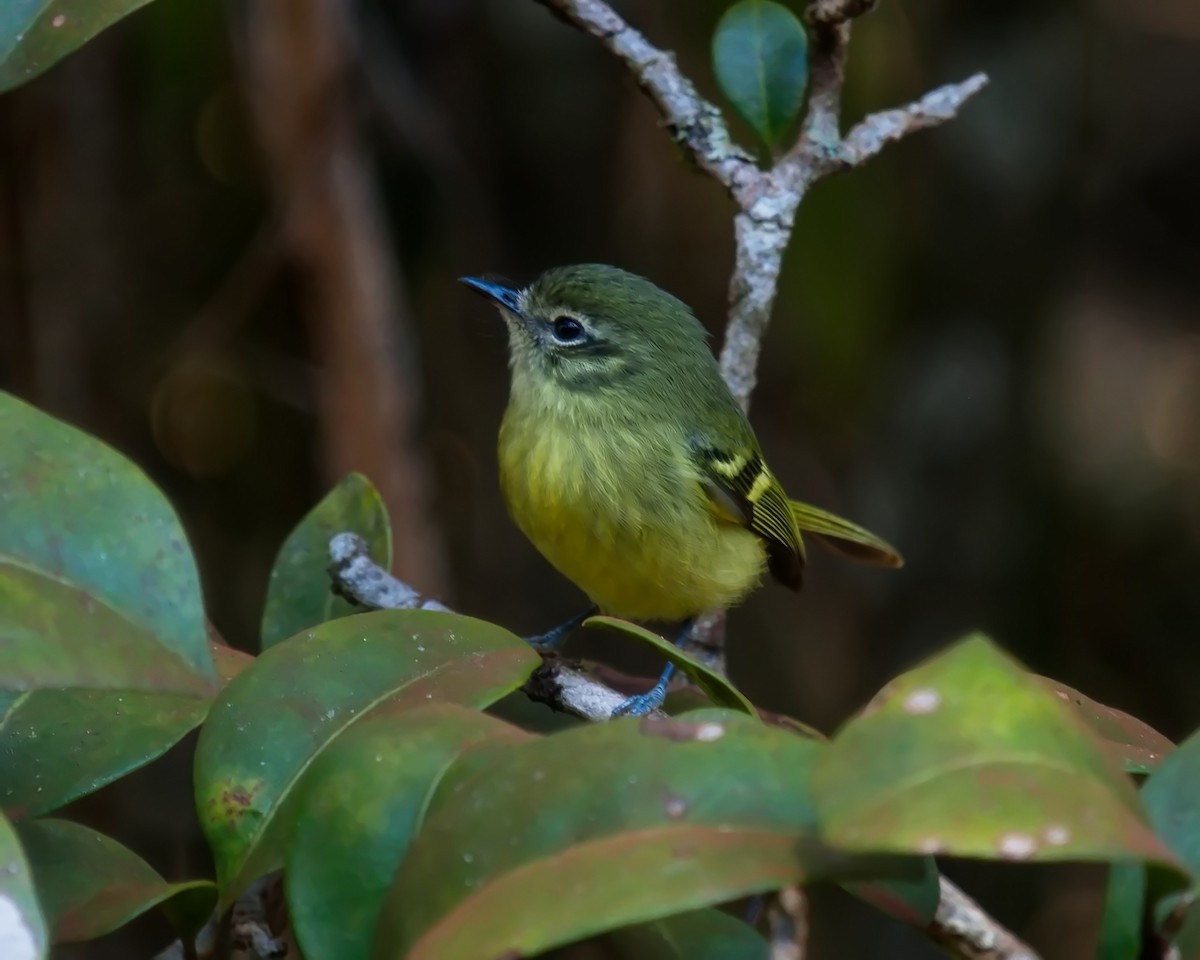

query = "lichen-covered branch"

[
  {"left": 841, "top": 74, "right": 989, "bottom": 164},
  {"left": 329, "top": 532, "right": 451, "bottom": 613}
]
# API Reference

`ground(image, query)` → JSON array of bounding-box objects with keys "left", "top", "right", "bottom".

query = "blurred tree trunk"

[{"left": 242, "top": 0, "right": 447, "bottom": 595}]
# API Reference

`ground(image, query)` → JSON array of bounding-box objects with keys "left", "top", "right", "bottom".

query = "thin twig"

[
  {"left": 840, "top": 74, "right": 989, "bottom": 163},
  {"left": 324, "top": 538, "right": 1040, "bottom": 960},
  {"left": 329, "top": 532, "right": 450, "bottom": 612}
]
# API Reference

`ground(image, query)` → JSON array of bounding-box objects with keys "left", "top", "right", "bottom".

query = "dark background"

[{"left": 2, "top": 0, "right": 1199, "bottom": 956}]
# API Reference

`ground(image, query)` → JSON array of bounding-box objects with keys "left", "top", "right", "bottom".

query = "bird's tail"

[{"left": 789, "top": 500, "right": 904, "bottom": 569}]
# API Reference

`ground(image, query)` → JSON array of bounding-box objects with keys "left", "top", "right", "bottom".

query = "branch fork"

[{"left": 535, "top": 0, "right": 986, "bottom": 409}]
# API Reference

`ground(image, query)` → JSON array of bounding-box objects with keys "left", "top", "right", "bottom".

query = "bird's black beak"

[{"left": 459, "top": 276, "right": 523, "bottom": 315}]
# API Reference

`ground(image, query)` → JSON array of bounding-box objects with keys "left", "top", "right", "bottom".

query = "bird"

[{"left": 461, "top": 264, "right": 901, "bottom": 717}]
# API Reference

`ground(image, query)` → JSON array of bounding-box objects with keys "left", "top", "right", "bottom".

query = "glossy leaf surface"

[
  {"left": 287, "top": 705, "right": 530, "bottom": 960},
  {"left": 377, "top": 710, "right": 922, "bottom": 959},
  {"left": 18, "top": 819, "right": 214, "bottom": 943},
  {"left": 0, "top": 397, "right": 217, "bottom": 818},
  {"left": 813, "top": 635, "right": 1183, "bottom": 876},
  {"left": 0, "top": 1, "right": 158, "bottom": 92},
  {"left": 585, "top": 616, "right": 756, "bottom": 715},
  {"left": 0, "top": 810, "right": 46, "bottom": 960},
  {"left": 711, "top": 0, "right": 809, "bottom": 149},
  {"left": 195, "top": 609, "right": 538, "bottom": 904},
  {"left": 1, "top": 689, "right": 207, "bottom": 820},
  {"left": 0, "top": 392, "right": 214, "bottom": 685},
  {"left": 260, "top": 473, "right": 391, "bottom": 650}
]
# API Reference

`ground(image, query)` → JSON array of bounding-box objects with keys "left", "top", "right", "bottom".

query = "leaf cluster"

[{"left": 2, "top": 392, "right": 1199, "bottom": 960}]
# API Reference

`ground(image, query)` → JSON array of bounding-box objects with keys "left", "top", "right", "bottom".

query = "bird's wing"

[{"left": 692, "top": 443, "right": 806, "bottom": 590}]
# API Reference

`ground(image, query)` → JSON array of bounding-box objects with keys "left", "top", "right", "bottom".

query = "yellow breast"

[{"left": 498, "top": 397, "right": 766, "bottom": 622}]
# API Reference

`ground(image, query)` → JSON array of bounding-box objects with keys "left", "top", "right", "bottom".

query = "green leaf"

[
  {"left": 711, "top": 0, "right": 809, "bottom": 150},
  {"left": 260, "top": 473, "right": 391, "bottom": 651},
  {"left": 1, "top": 689, "right": 207, "bottom": 820},
  {"left": 0, "top": 0, "right": 157, "bottom": 93},
  {"left": 0, "top": 810, "right": 47, "bottom": 960},
  {"left": 287, "top": 705, "right": 531, "bottom": 960},
  {"left": 812, "top": 635, "right": 1186, "bottom": 882},
  {"left": 607, "top": 907, "right": 769, "bottom": 959},
  {"left": 17, "top": 819, "right": 215, "bottom": 944},
  {"left": 584, "top": 616, "right": 756, "bottom": 715},
  {"left": 1037, "top": 676, "right": 1173, "bottom": 775},
  {"left": 0, "top": 392, "right": 214, "bottom": 686},
  {"left": 1096, "top": 862, "right": 1146, "bottom": 960},
  {"left": 194, "top": 609, "right": 539, "bottom": 906},
  {"left": 376, "top": 710, "right": 924, "bottom": 959},
  {"left": 0, "top": 504, "right": 219, "bottom": 821}
]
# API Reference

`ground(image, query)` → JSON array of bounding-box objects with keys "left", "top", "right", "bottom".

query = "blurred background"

[{"left": 2, "top": 0, "right": 1199, "bottom": 956}]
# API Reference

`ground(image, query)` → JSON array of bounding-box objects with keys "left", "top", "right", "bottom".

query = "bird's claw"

[{"left": 611, "top": 686, "right": 667, "bottom": 718}]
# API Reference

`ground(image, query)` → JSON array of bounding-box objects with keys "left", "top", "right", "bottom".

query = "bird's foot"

[{"left": 610, "top": 661, "right": 676, "bottom": 718}]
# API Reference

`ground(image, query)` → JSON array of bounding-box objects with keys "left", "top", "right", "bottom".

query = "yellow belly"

[{"left": 499, "top": 406, "right": 766, "bottom": 622}]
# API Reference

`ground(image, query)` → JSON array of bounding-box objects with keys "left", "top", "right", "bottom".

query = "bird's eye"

[{"left": 551, "top": 316, "right": 585, "bottom": 343}]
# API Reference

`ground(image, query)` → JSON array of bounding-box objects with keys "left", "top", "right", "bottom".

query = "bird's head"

[{"left": 460, "top": 264, "right": 713, "bottom": 394}]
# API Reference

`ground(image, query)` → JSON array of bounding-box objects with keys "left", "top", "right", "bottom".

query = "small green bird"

[{"left": 462, "top": 264, "right": 901, "bottom": 717}]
